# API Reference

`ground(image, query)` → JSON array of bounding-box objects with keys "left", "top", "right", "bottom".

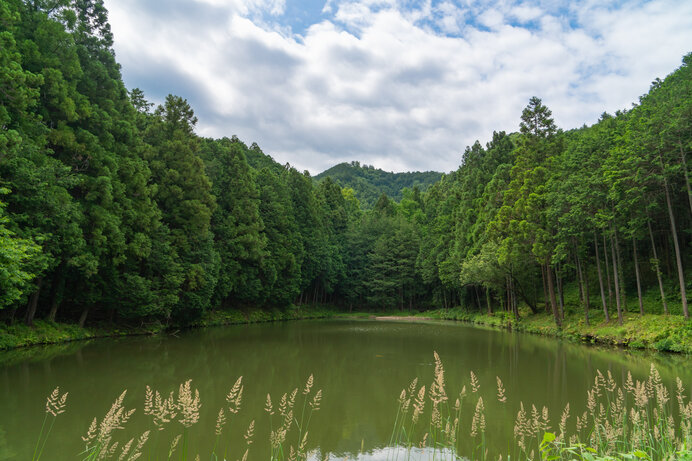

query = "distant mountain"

[{"left": 315, "top": 161, "right": 442, "bottom": 208}]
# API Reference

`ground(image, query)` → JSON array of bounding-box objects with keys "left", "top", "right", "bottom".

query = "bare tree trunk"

[
  {"left": 603, "top": 234, "right": 613, "bottom": 310},
  {"left": 47, "top": 281, "right": 62, "bottom": 322},
  {"left": 24, "top": 277, "right": 44, "bottom": 327},
  {"left": 594, "top": 233, "right": 609, "bottom": 322},
  {"left": 512, "top": 282, "right": 519, "bottom": 320},
  {"left": 78, "top": 307, "right": 89, "bottom": 328},
  {"left": 541, "top": 264, "right": 550, "bottom": 313},
  {"left": 555, "top": 265, "right": 564, "bottom": 321},
  {"left": 663, "top": 233, "right": 672, "bottom": 277},
  {"left": 508, "top": 275, "right": 519, "bottom": 321},
  {"left": 546, "top": 261, "right": 561, "bottom": 327},
  {"left": 614, "top": 229, "right": 627, "bottom": 311},
  {"left": 663, "top": 174, "right": 689, "bottom": 319},
  {"left": 584, "top": 255, "right": 591, "bottom": 313},
  {"left": 633, "top": 238, "right": 644, "bottom": 316},
  {"left": 486, "top": 287, "right": 492, "bottom": 314},
  {"left": 574, "top": 245, "right": 584, "bottom": 305},
  {"left": 574, "top": 242, "right": 589, "bottom": 325},
  {"left": 679, "top": 140, "right": 692, "bottom": 217},
  {"left": 648, "top": 220, "right": 669, "bottom": 315},
  {"left": 610, "top": 230, "right": 624, "bottom": 325},
  {"left": 558, "top": 264, "right": 565, "bottom": 314},
  {"left": 47, "top": 263, "right": 65, "bottom": 322}
]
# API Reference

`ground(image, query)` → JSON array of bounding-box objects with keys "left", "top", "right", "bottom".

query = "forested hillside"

[
  {"left": 0, "top": 1, "right": 690, "bottom": 335},
  {"left": 315, "top": 162, "right": 441, "bottom": 208}
]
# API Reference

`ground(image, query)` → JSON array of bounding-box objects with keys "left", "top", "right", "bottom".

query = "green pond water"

[{"left": 0, "top": 319, "right": 691, "bottom": 460}]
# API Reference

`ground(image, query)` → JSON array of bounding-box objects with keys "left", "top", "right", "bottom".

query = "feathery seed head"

[
  {"left": 496, "top": 377, "right": 507, "bottom": 403},
  {"left": 265, "top": 394, "right": 274, "bottom": 415},
  {"left": 303, "top": 374, "right": 314, "bottom": 395},
  {"left": 470, "top": 371, "right": 479, "bottom": 393},
  {"left": 215, "top": 408, "right": 226, "bottom": 436},
  {"left": 245, "top": 420, "right": 255, "bottom": 445},
  {"left": 310, "top": 389, "right": 322, "bottom": 411}
]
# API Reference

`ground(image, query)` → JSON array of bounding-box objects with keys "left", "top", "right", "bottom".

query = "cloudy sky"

[{"left": 103, "top": 0, "right": 692, "bottom": 174}]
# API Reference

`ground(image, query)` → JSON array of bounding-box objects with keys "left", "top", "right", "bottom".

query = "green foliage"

[
  {"left": 0, "top": 193, "right": 40, "bottom": 308},
  {"left": 0, "top": 0, "right": 689, "bottom": 346},
  {"left": 315, "top": 161, "right": 441, "bottom": 208}
]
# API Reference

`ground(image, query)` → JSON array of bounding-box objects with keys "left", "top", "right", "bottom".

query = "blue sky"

[{"left": 104, "top": 0, "right": 692, "bottom": 173}]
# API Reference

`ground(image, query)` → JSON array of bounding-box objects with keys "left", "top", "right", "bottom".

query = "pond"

[{"left": 0, "top": 319, "right": 690, "bottom": 460}]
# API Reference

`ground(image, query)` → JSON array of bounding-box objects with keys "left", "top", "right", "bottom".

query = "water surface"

[{"left": 0, "top": 319, "right": 690, "bottom": 460}]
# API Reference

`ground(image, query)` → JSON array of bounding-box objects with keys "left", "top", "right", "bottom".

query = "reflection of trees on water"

[
  {"left": 0, "top": 426, "right": 16, "bottom": 461},
  {"left": 0, "top": 320, "right": 690, "bottom": 460}
]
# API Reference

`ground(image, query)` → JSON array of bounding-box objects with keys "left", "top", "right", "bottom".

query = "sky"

[{"left": 103, "top": 0, "right": 692, "bottom": 174}]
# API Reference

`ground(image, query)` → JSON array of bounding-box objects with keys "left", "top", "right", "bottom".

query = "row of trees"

[
  {"left": 0, "top": 0, "right": 689, "bottom": 329},
  {"left": 313, "top": 161, "right": 440, "bottom": 207},
  {"left": 0, "top": 0, "right": 363, "bottom": 325},
  {"left": 416, "top": 63, "right": 691, "bottom": 324}
]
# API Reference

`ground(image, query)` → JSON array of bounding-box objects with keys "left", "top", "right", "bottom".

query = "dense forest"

[
  {"left": 0, "top": 0, "right": 690, "bottom": 332},
  {"left": 315, "top": 162, "right": 441, "bottom": 208}
]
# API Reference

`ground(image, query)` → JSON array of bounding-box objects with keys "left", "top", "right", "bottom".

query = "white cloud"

[
  {"left": 510, "top": 4, "right": 543, "bottom": 22},
  {"left": 104, "top": 0, "right": 692, "bottom": 174}
]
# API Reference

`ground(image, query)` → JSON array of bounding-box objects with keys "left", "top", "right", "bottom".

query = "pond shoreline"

[
  {"left": 396, "top": 308, "right": 692, "bottom": 354},
  {"left": 1, "top": 305, "right": 690, "bottom": 354},
  {"left": 0, "top": 305, "right": 336, "bottom": 351}
]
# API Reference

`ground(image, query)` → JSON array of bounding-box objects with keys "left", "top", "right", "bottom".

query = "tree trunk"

[
  {"left": 78, "top": 307, "right": 89, "bottom": 328},
  {"left": 610, "top": 230, "right": 624, "bottom": 325},
  {"left": 486, "top": 287, "right": 492, "bottom": 314},
  {"left": 555, "top": 265, "right": 564, "bottom": 321},
  {"left": 614, "top": 229, "right": 626, "bottom": 311},
  {"left": 47, "top": 268, "right": 64, "bottom": 322},
  {"left": 583, "top": 256, "right": 591, "bottom": 315},
  {"left": 633, "top": 238, "right": 644, "bottom": 316},
  {"left": 507, "top": 275, "right": 519, "bottom": 321},
  {"left": 603, "top": 234, "right": 614, "bottom": 311},
  {"left": 545, "top": 261, "right": 561, "bottom": 327},
  {"left": 648, "top": 219, "right": 669, "bottom": 315},
  {"left": 574, "top": 248, "right": 584, "bottom": 305},
  {"left": 663, "top": 174, "right": 689, "bottom": 319},
  {"left": 574, "top": 243, "right": 590, "bottom": 325},
  {"left": 663, "top": 233, "right": 672, "bottom": 277},
  {"left": 541, "top": 264, "right": 550, "bottom": 313},
  {"left": 594, "top": 233, "right": 610, "bottom": 322},
  {"left": 24, "top": 277, "right": 44, "bottom": 327},
  {"left": 512, "top": 282, "right": 519, "bottom": 320},
  {"left": 558, "top": 265, "right": 565, "bottom": 314},
  {"left": 679, "top": 140, "right": 692, "bottom": 217}
]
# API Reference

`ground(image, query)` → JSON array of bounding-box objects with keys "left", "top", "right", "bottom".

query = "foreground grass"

[
  {"left": 31, "top": 354, "right": 692, "bottom": 461},
  {"left": 0, "top": 305, "right": 337, "bottom": 351}
]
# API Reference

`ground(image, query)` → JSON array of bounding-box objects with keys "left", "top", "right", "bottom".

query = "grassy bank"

[
  {"left": 410, "top": 306, "right": 692, "bottom": 353},
  {"left": 3, "top": 299, "right": 691, "bottom": 354},
  {"left": 0, "top": 304, "right": 337, "bottom": 351}
]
